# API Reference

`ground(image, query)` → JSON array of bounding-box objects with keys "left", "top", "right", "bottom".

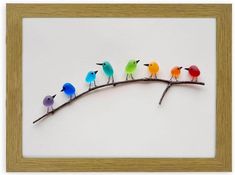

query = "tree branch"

[
  {"left": 159, "top": 82, "right": 173, "bottom": 105},
  {"left": 33, "top": 78, "right": 205, "bottom": 124}
]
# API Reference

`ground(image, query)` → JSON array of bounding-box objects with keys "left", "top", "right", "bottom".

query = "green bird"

[{"left": 125, "top": 59, "right": 140, "bottom": 80}]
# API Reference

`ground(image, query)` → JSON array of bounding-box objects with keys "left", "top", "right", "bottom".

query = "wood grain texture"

[{"left": 6, "top": 4, "right": 232, "bottom": 172}]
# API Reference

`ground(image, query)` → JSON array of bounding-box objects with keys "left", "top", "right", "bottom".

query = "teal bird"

[
  {"left": 85, "top": 70, "right": 98, "bottom": 89},
  {"left": 96, "top": 61, "right": 114, "bottom": 84},
  {"left": 125, "top": 59, "right": 140, "bottom": 80}
]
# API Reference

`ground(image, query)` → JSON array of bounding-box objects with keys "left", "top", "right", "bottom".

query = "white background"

[
  {"left": 1, "top": 0, "right": 234, "bottom": 174},
  {"left": 23, "top": 18, "right": 215, "bottom": 158}
]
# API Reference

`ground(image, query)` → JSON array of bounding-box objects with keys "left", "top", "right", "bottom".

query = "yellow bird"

[
  {"left": 170, "top": 66, "right": 182, "bottom": 81},
  {"left": 144, "top": 61, "right": 159, "bottom": 78}
]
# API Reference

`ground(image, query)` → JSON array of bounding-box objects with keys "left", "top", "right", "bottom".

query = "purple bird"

[{"left": 43, "top": 94, "right": 56, "bottom": 113}]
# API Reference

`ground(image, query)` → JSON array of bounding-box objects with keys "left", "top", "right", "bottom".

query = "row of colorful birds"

[{"left": 43, "top": 59, "right": 201, "bottom": 113}]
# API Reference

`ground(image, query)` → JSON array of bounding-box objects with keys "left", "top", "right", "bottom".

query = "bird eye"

[
  {"left": 103, "top": 63, "right": 106, "bottom": 66},
  {"left": 150, "top": 64, "right": 152, "bottom": 66},
  {"left": 92, "top": 72, "right": 94, "bottom": 74},
  {"left": 47, "top": 98, "right": 50, "bottom": 100}
]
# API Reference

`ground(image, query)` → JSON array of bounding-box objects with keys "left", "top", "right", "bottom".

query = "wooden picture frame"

[{"left": 6, "top": 4, "right": 231, "bottom": 172}]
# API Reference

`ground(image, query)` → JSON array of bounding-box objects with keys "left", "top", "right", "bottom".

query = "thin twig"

[
  {"left": 33, "top": 78, "right": 205, "bottom": 124},
  {"left": 159, "top": 82, "right": 173, "bottom": 105}
]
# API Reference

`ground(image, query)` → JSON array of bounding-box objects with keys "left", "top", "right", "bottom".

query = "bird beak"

[
  {"left": 185, "top": 68, "right": 189, "bottom": 70},
  {"left": 60, "top": 88, "right": 64, "bottom": 92},
  {"left": 96, "top": 63, "right": 103, "bottom": 66},
  {"left": 52, "top": 94, "right": 56, "bottom": 98},
  {"left": 136, "top": 60, "right": 140, "bottom": 63},
  {"left": 144, "top": 64, "right": 149, "bottom": 66},
  {"left": 94, "top": 70, "right": 98, "bottom": 74},
  {"left": 179, "top": 67, "right": 183, "bottom": 70}
]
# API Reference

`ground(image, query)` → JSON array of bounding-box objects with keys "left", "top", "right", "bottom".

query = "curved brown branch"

[
  {"left": 159, "top": 82, "right": 173, "bottom": 105},
  {"left": 33, "top": 78, "right": 205, "bottom": 124}
]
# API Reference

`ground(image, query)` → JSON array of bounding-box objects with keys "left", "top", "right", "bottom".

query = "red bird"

[{"left": 185, "top": 65, "right": 200, "bottom": 81}]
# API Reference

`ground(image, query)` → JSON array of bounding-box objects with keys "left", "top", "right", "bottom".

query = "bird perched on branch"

[
  {"left": 170, "top": 66, "right": 182, "bottom": 81},
  {"left": 96, "top": 61, "right": 114, "bottom": 84},
  {"left": 185, "top": 65, "right": 200, "bottom": 82},
  {"left": 85, "top": 70, "right": 98, "bottom": 89},
  {"left": 61, "top": 83, "right": 76, "bottom": 100},
  {"left": 144, "top": 61, "right": 159, "bottom": 79},
  {"left": 43, "top": 94, "right": 56, "bottom": 113},
  {"left": 125, "top": 59, "right": 140, "bottom": 80}
]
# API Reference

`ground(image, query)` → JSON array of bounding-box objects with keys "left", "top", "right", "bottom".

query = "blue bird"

[
  {"left": 61, "top": 83, "right": 76, "bottom": 100},
  {"left": 96, "top": 61, "right": 114, "bottom": 84},
  {"left": 85, "top": 70, "right": 98, "bottom": 89}
]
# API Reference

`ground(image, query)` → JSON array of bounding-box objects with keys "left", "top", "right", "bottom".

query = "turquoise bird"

[
  {"left": 125, "top": 59, "right": 140, "bottom": 80},
  {"left": 85, "top": 70, "right": 98, "bottom": 89},
  {"left": 96, "top": 61, "right": 114, "bottom": 84}
]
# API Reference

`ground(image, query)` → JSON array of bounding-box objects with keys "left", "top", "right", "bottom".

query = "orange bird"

[
  {"left": 144, "top": 61, "right": 159, "bottom": 78},
  {"left": 170, "top": 66, "right": 182, "bottom": 81}
]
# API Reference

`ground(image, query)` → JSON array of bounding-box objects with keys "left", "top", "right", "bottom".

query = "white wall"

[
  {"left": 22, "top": 18, "right": 215, "bottom": 158},
  {"left": 1, "top": 0, "right": 234, "bottom": 174}
]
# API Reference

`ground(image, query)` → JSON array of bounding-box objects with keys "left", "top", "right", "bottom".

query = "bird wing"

[
  {"left": 125, "top": 62, "right": 135, "bottom": 73},
  {"left": 85, "top": 73, "right": 91, "bottom": 83},
  {"left": 104, "top": 65, "right": 114, "bottom": 76}
]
